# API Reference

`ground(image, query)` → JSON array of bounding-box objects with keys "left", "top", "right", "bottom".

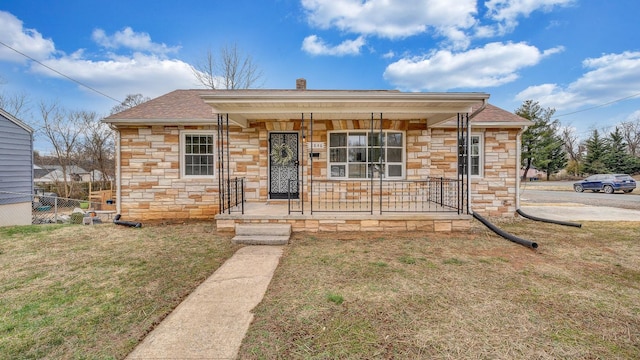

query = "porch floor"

[{"left": 215, "top": 201, "right": 472, "bottom": 233}]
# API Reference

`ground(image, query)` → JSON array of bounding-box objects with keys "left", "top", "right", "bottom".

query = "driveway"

[{"left": 519, "top": 181, "right": 640, "bottom": 221}]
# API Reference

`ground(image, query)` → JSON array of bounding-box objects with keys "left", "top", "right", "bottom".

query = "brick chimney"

[{"left": 296, "top": 78, "right": 307, "bottom": 90}]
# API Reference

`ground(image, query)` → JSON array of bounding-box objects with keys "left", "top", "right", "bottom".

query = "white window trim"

[
  {"left": 469, "top": 132, "right": 484, "bottom": 178},
  {"left": 180, "top": 130, "right": 216, "bottom": 178},
  {"left": 327, "top": 130, "right": 406, "bottom": 180}
]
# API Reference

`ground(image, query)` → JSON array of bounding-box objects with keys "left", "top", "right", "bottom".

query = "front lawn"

[
  {"left": 239, "top": 220, "right": 640, "bottom": 359},
  {"left": 0, "top": 223, "right": 238, "bottom": 359},
  {"left": 2, "top": 219, "right": 639, "bottom": 359}
]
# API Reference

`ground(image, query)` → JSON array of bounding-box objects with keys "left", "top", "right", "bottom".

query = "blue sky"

[{"left": 1, "top": 0, "right": 640, "bottom": 152}]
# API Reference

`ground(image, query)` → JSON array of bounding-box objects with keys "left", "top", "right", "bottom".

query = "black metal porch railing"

[
  {"left": 288, "top": 177, "right": 465, "bottom": 215},
  {"left": 220, "top": 177, "right": 245, "bottom": 214}
]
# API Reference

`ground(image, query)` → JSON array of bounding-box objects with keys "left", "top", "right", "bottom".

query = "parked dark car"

[{"left": 573, "top": 174, "right": 636, "bottom": 194}]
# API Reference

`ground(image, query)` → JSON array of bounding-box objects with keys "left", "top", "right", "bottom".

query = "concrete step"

[
  {"left": 232, "top": 223, "right": 291, "bottom": 245},
  {"left": 231, "top": 235, "right": 290, "bottom": 245},
  {"left": 234, "top": 223, "right": 291, "bottom": 237}
]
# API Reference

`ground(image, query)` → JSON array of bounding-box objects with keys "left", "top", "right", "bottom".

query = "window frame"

[
  {"left": 180, "top": 130, "right": 216, "bottom": 178},
  {"left": 327, "top": 130, "right": 405, "bottom": 180},
  {"left": 468, "top": 133, "right": 483, "bottom": 178}
]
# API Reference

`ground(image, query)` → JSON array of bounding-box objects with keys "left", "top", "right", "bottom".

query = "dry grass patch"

[
  {"left": 0, "top": 222, "right": 238, "bottom": 359},
  {"left": 239, "top": 220, "right": 640, "bottom": 359}
]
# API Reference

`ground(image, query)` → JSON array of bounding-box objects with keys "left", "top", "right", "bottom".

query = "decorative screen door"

[{"left": 269, "top": 132, "right": 299, "bottom": 199}]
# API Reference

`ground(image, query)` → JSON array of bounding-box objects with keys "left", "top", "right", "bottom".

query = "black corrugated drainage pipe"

[
  {"left": 516, "top": 208, "right": 582, "bottom": 228},
  {"left": 113, "top": 214, "right": 142, "bottom": 228},
  {"left": 472, "top": 211, "right": 538, "bottom": 249}
]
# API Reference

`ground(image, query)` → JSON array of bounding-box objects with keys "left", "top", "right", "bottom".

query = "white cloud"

[
  {"left": 301, "top": 0, "right": 477, "bottom": 46},
  {"left": 626, "top": 110, "right": 640, "bottom": 122},
  {"left": 516, "top": 51, "right": 640, "bottom": 110},
  {"left": 91, "top": 27, "right": 180, "bottom": 55},
  {"left": 0, "top": 11, "right": 55, "bottom": 62},
  {"left": 383, "top": 42, "right": 562, "bottom": 91},
  {"left": 0, "top": 11, "right": 197, "bottom": 102},
  {"left": 302, "top": 35, "right": 366, "bottom": 56},
  {"left": 485, "top": 0, "right": 576, "bottom": 34},
  {"left": 30, "top": 53, "right": 197, "bottom": 100}
]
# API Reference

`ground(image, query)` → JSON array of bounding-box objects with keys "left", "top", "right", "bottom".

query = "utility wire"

[
  {"left": 0, "top": 40, "right": 122, "bottom": 104},
  {"left": 555, "top": 91, "right": 640, "bottom": 118}
]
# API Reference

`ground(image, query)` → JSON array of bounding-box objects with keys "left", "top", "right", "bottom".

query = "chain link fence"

[{"left": 0, "top": 191, "right": 117, "bottom": 226}]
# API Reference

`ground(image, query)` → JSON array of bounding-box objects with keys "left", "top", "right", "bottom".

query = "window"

[
  {"left": 470, "top": 135, "right": 481, "bottom": 176},
  {"left": 328, "top": 131, "right": 404, "bottom": 179},
  {"left": 181, "top": 132, "right": 215, "bottom": 177},
  {"left": 459, "top": 134, "right": 483, "bottom": 177}
]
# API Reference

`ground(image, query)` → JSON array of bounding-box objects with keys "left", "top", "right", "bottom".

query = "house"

[
  {"left": 33, "top": 165, "right": 88, "bottom": 183},
  {"left": 104, "top": 81, "right": 531, "bottom": 232},
  {"left": 0, "top": 108, "right": 34, "bottom": 226},
  {"left": 520, "top": 166, "right": 547, "bottom": 181}
]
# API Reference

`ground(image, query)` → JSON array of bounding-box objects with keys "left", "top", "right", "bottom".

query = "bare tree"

[
  {"left": 110, "top": 93, "right": 150, "bottom": 115},
  {"left": 560, "top": 125, "right": 581, "bottom": 176},
  {"left": 79, "top": 112, "right": 115, "bottom": 188},
  {"left": 39, "top": 101, "right": 85, "bottom": 198},
  {"left": 620, "top": 116, "right": 640, "bottom": 157},
  {"left": 0, "top": 89, "right": 30, "bottom": 119},
  {"left": 190, "top": 43, "right": 264, "bottom": 89}
]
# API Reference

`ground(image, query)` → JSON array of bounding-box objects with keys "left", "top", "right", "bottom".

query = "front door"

[{"left": 269, "top": 132, "right": 299, "bottom": 199}]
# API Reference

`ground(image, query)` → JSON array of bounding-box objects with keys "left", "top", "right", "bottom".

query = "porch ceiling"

[{"left": 201, "top": 91, "right": 489, "bottom": 128}]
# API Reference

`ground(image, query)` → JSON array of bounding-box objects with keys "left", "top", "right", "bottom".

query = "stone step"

[
  {"left": 234, "top": 223, "right": 291, "bottom": 237},
  {"left": 232, "top": 223, "right": 291, "bottom": 245},
  {"left": 231, "top": 235, "right": 290, "bottom": 245}
]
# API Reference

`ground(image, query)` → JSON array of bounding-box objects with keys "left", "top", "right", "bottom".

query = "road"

[{"left": 520, "top": 181, "right": 640, "bottom": 211}]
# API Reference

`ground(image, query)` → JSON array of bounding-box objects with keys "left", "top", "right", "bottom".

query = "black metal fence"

[
  {"left": 288, "top": 177, "right": 465, "bottom": 214},
  {"left": 219, "top": 177, "right": 245, "bottom": 214}
]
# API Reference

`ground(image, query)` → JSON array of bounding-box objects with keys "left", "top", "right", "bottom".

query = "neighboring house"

[
  {"left": 0, "top": 108, "right": 34, "bottom": 226},
  {"left": 520, "top": 166, "right": 547, "bottom": 181},
  {"left": 104, "top": 81, "right": 531, "bottom": 232},
  {"left": 81, "top": 169, "right": 107, "bottom": 182},
  {"left": 34, "top": 165, "right": 88, "bottom": 183}
]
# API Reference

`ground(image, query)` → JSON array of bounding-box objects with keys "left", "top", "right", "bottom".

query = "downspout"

[
  {"left": 515, "top": 125, "right": 582, "bottom": 228},
  {"left": 108, "top": 124, "right": 122, "bottom": 215},
  {"left": 516, "top": 126, "right": 526, "bottom": 211}
]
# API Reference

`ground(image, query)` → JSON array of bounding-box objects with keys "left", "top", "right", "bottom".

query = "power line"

[
  {"left": 555, "top": 91, "right": 640, "bottom": 118},
  {"left": 0, "top": 40, "right": 122, "bottom": 104}
]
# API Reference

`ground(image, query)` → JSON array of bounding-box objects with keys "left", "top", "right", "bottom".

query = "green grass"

[
  {"left": 0, "top": 222, "right": 238, "bottom": 359},
  {"left": 239, "top": 220, "right": 640, "bottom": 359},
  {"left": 3, "top": 219, "right": 640, "bottom": 359}
]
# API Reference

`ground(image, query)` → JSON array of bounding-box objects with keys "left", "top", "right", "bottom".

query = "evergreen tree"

[
  {"left": 517, "top": 100, "right": 567, "bottom": 180},
  {"left": 582, "top": 129, "right": 608, "bottom": 174},
  {"left": 604, "top": 127, "right": 638, "bottom": 174}
]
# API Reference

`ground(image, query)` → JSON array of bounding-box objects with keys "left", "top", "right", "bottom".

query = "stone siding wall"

[
  {"left": 117, "top": 122, "right": 519, "bottom": 220},
  {"left": 429, "top": 127, "right": 520, "bottom": 217},
  {"left": 119, "top": 125, "right": 219, "bottom": 221}
]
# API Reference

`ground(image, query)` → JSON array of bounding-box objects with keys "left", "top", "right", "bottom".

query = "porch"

[
  {"left": 215, "top": 177, "right": 472, "bottom": 233},
  {"left": 215, "top": 201, "right": 472, "bottom": 233}
]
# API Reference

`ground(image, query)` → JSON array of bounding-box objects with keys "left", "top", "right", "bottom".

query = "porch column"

[
  {"left": 310, "top": 112, "right": 314, "bottom": 215},
  {"left": 217, "top": 114, "right": 224, "bottom": 214},
  {"left": 378, "top": 112, "right": 383, "bottom": 215},
  {"left": 300, "top": 113, "right": 305, "bottom": 214},
  {"left": 457, "top": 112, "right": 470, "bottom": 215},
  {"left": 226, "top": 114, "right": 231, "bottom": 214}
]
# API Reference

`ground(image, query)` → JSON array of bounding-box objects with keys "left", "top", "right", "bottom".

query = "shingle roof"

[
  {"left": 471, "top": 103, "right": 528, "bottom": 124},
  {"left": 104, "top": 89, "right": 529, "bottom": 127},
  {"left": 105, "top": 89, "right": 217, "bottom": 121}
]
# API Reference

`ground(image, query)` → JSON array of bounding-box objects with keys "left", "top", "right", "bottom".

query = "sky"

[{"left": 1, "top": 0, "right": 640, "bottom": 152}]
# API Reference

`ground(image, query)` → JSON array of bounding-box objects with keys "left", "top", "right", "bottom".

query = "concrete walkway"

[
  {"left": 520, "top": 203, "right": 640, "bottom": 221},
  {"left": 126, "top": 245, "right": 284, "bottom": 360}
]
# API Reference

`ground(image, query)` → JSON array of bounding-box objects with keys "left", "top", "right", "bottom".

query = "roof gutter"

[{"left": 468, "top": 98, "right": 487, "bottom": 120}]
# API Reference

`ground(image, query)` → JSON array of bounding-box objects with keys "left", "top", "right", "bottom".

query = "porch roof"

[{"left": 200, "top": 90, "right": 490, "bottom": 128}]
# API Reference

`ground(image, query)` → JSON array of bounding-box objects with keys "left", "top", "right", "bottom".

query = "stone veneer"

[{"left": 117, "top": 121, "right": 519, "bottom": 222}]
